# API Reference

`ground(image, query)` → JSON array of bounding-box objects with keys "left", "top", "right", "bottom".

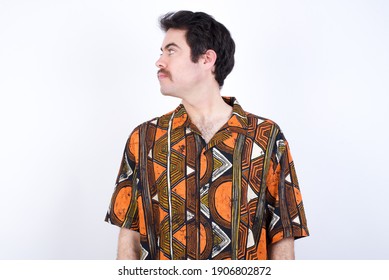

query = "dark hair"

[{"left": 159, "top": 11, "right": 235, "bottom": 87}]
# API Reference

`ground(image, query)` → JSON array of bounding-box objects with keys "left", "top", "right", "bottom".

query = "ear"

[{"left": 201, "top": 49, "right": 217, "bottom": 70}]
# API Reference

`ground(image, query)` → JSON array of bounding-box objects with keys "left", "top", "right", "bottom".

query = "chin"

[
  {"left": 160, "top": 91, "right": 170, "bottom": 96},
  {"left": 160, "top": 89, "right": 179, "bottom": 98}
]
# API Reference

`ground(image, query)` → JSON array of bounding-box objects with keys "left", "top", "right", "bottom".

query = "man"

[{"left": 105, "top": 10, "right": 309, "bottom": 260}]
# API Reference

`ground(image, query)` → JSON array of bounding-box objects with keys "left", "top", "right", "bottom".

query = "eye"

[{"left": 168, "top": 48, "right": 175, "bottom": 55}]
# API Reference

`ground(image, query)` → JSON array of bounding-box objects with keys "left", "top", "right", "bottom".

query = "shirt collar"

[{"left": 171, "top": 96, "right": 249, "bottom": 132}]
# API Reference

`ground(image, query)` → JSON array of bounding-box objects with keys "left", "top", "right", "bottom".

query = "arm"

[
  {"left": 117, "top": 227, "right": 141, "bottom": 260},
  {"left": 268, "top": 237, "right": 295, "bottom": 260}
]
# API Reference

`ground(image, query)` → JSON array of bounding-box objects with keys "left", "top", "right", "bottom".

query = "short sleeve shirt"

[{"left": 105, "top": 97, "right": 309, "bottom": 259}]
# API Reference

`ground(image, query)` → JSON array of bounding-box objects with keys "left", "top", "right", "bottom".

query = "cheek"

[
  {"left": 171, "top": 62, "right": 201, "bottom": 83},
  {"left": 181, "top": 64, "right": 200, "bottom": 76},
  {"left": 171, "top": 66, "right": 187, "bottom": 81}
]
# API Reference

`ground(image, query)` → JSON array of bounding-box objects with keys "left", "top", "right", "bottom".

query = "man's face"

[{"left": 156, "top": 28, "right": 204, "bottom": 98}]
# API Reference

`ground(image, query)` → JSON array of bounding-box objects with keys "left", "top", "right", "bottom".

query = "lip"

[
  {"left": 157, "top": 71, "right": 170, "bottom": 80},
  {"left": 157, "top": 73, "right": 168, "bottom": 79}
]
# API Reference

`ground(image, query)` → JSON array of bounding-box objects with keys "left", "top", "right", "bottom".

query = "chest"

[
  {"left": 194, "top": 118, "right": 230, "bottom": 144},
  {"left": 135, "top": 119, "right": 279, "bottom": 259},
  {"left": 144, "top": 128, "right": 267, "bottom": 225}
]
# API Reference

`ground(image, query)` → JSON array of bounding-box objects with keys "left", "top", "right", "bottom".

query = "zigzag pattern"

[{"left": 106, "top": 97, "right": 309, "bottom": 259}]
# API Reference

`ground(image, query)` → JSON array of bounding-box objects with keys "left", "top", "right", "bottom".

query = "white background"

[{"left": 0, "top": 0, "right": 388, "bottom": 260}]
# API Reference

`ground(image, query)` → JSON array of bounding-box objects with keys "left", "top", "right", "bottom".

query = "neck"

[
  {"left": 181, "top": 89, "right": 233, "bottom": 143},
  {"left": 181, "top": 88, "right": 230, "bottom": 121}
]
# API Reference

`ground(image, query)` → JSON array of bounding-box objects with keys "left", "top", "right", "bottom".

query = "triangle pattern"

[
  {"left": 247, "top": 184, "right": 258, "bottom": 201},
  {"left": 293, "top": 216, "right": 300, "bottom": 225},
  {"left": 200, "top": 184, "right": 210, "bottom": 218},
  {"left": 251, "top": 142, "right": 264, "bottom": 160},
  {"left": 212, "top": 148, "right": 232, "bottom": 181},
  {"left": 247, "top": 228, "right": 255, "bottom": 248},
  {"left": 268, "top": 205, "right": 280, "bottom": 231},
  {"left": 211, "top": 222, "right": 231, "bottom": 258},
  {"left": 285, "top": 173, "right": 291, "bottom": 183},
  {"left": 186, "top": 211, "right": 194, "bottom": 221},
  {"left": 187, "top": 165, "right": 195, "bottom": 176},
  {"left": 118, "top": 153, "right": 133, "bottom": 183}
]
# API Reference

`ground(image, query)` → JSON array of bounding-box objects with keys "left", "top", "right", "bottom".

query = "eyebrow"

[{"left": 160, "top": 43, "right": 181, "bottom": 52}]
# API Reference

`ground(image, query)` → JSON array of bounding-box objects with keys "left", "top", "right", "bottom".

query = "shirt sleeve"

[
  {"left": 105, "top": 128, "right": 140, "bottom": 231},
  {"left": 265, "top": 130, "right": 309, "bottom": 244}
]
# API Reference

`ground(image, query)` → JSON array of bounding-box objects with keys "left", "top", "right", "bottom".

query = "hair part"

[{"left": 159, "top": 11, "right": 235, "bottom": 87}]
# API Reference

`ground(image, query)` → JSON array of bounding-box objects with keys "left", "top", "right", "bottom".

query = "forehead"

[{"left": 161, "top": 28, "right": 189, "bottom": 49}]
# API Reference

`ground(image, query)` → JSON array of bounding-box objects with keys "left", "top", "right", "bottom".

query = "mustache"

[{"left": 158, "top": 70, "right": 172, "bottom": 79}]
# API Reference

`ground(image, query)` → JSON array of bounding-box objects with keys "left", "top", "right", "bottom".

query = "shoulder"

[
  {"left": 245, "top": 111, "right": 282, "bottom": 131},
  {"left": 244, "top": 112, "right": 292, "bottom": 163},
  {"left": 127, "top": 109, "right": 177, "bottom": 142},
  {"left": 244, "top": 112, "right": 289, "bottom": 146}
]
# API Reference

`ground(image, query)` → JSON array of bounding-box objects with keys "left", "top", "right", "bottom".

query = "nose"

[{"left": 155, "top": 56, "right": 166, "bottom": 69}]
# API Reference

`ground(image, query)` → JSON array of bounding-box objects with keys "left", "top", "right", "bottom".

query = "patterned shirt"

[{"left": 105, "top": 97, "right": 309, "bottom": 260}]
